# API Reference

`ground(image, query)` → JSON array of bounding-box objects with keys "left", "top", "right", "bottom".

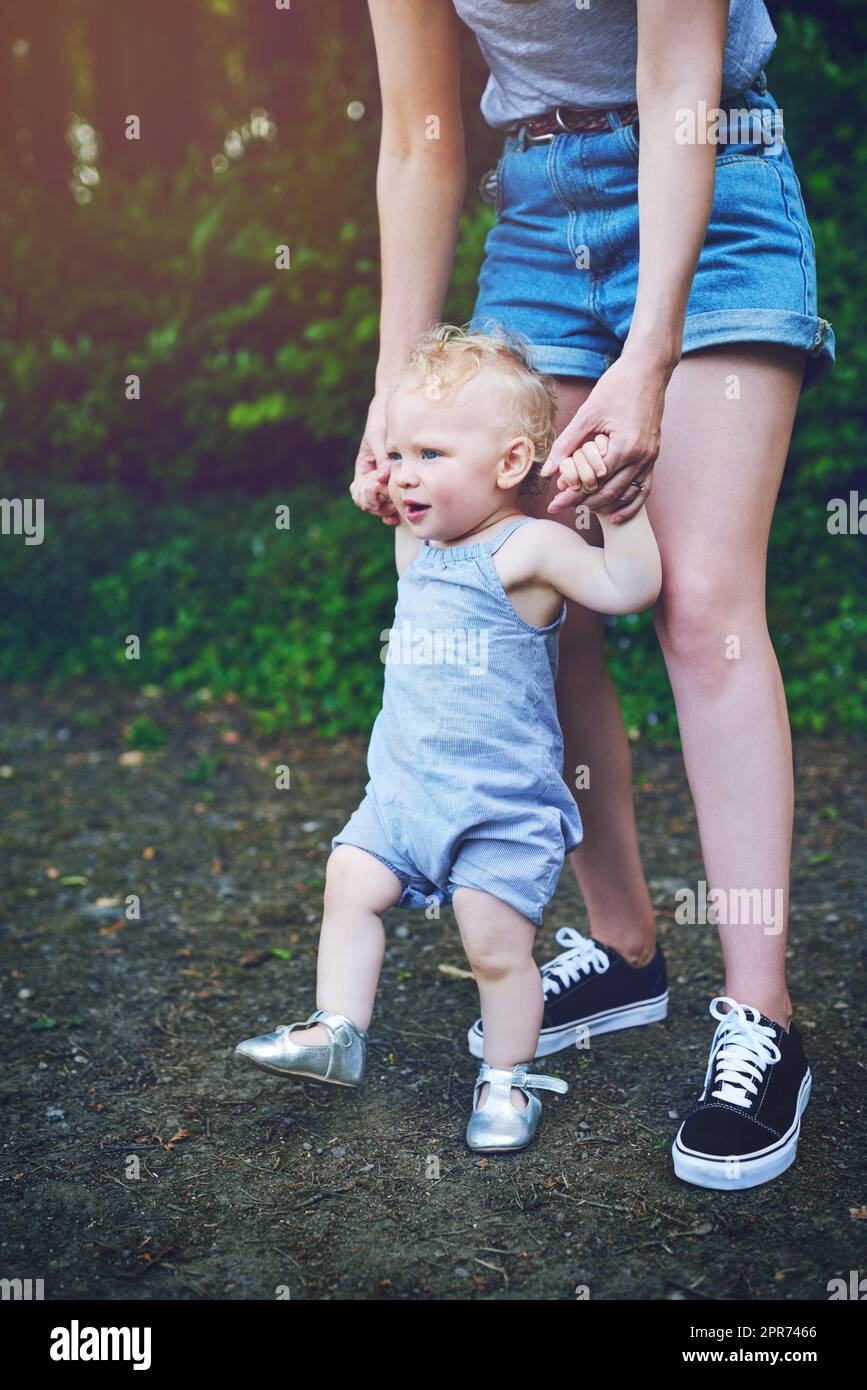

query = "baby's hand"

[
  {"left": 352, "top": 464, "right": 399, "bottom": 520},
  {"left": 556, "top": 433, "right": 610, "bottom": 495}
]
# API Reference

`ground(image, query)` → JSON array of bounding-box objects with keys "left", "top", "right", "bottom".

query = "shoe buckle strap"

[
  {"left": 310, "top": 1009, "right": 363, "bottom": 1047},
  {"left": 519, "top": 1073, "right": 569, "bottom": 1095},
  {"left": 476, "top": 1063, "right": 568, "bottom": 1095}
]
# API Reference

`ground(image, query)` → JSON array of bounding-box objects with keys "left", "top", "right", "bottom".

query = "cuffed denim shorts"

[{"left": 469, "top": 70, "right": 835, "bottom": 392}]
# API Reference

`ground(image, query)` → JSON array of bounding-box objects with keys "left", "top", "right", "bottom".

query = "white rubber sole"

[
  {"left": 467, "top": 990, "right": 669, "bottom": 1060},
  {"left": 672, "top": 1069, "right": 812, "bottom": 1190}
]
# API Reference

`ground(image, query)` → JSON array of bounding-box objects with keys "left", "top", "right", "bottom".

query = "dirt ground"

[{"left": 1, "top": 682, "right": 864, "bottom": 1301}]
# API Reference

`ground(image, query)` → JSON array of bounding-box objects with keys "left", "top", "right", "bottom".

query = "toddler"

[{"left": 235, "top": 324, "right": 661, "bottom": 1152}]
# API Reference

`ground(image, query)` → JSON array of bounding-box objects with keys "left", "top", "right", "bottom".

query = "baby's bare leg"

[
  {"left": 290, "top": 844, "right": 403, "bottom": 1044},
  {"left": 452, "top": 886, "right": 543, "bottom": 1113}
]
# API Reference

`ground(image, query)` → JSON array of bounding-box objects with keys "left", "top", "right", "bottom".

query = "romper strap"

[{"left": 486, "top": 516, "right": 537, "bottom": 554}]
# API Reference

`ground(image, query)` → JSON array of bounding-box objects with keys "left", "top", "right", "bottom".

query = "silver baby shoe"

[
  {"left": 234, "top": 1008, "right": 367, "bottom": 1087},
  {"left": 465, "top": 1061, "right": 568, "bottom": 1153}
]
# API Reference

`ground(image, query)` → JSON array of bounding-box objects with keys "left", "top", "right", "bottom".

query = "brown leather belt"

[
  {"left": 514, "top": 102, "right": 640, "bottom": 143},
  {"left": 511, "top": 67, "right": 766, "bottom": 147},
  {"left": 481, "top": 71, "right": 770, "bottom": 203}
]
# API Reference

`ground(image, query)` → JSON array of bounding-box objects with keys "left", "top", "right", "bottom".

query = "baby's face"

[{"left": 385, "top": 375, "right": 518, "bottom": 540}]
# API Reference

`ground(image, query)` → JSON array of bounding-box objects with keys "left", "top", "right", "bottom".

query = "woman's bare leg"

[
  {"left": 646, "top": 343, "right": 805, "bottom": 1029},
  {"left": 519, "top": 376, "right": 657, "bottom": 965}
]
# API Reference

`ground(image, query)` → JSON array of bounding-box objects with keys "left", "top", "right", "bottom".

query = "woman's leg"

[
  {"left": 520, "top": 376, "right": 657, "bottom": 965},
  {"left": 646, "top": 343, "right": 805, "bottom": 1029}
]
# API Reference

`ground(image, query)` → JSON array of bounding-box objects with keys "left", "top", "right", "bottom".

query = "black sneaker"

[
  {"left": 672, "top": 996, "right": 812, "bottom": 1191},
  {"left": 466, "top": 927, "right": 669, "bottom": 1060}
]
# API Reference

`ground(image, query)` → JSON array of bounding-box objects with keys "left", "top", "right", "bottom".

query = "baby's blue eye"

[{"left": 420, "top": 448, "right": 440, "bottom": 460}]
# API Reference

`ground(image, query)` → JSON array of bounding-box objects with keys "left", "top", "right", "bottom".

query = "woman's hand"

[
  {"left": 349, "top": 390, "right": 401, "bottom": 526},
  {"left": 540, "top": 351, "right": 669, "bottom": 523}
]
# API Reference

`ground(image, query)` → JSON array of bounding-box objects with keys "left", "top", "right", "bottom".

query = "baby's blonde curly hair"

[{"left": 392, "top": 321, "right": 558, "bottom": 495}]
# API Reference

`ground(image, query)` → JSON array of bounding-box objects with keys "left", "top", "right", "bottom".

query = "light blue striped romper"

[{"left": 332, "top": 516, "right": 583, "bottom": 926}]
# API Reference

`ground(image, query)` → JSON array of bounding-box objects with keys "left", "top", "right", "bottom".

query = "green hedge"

[
  {"left": 0, "top": 13, "right": 861, "bottom": 501},
  {"left": 0, "top": 8, "right": 864, "bottom": 738},
  {"left": 1, "top": 479, "right": 863, "bottom": 740}
]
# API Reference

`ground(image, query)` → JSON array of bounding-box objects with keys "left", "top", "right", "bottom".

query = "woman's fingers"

[
  {"left": 539, "top": 408, "right": 597, "bottom": 477},
  {"left": 593, "top": 469, "right": 655, "bottom": 521},
  {"left": 609, "top": 486, "right": 652, "bottom": 523},
  {"left": 580, "top": 456, "right": 654, "bottom": 511},
  {"left": 608, "top": 467, "right": 654, "bottom": 522},
  {"left": 547, "top": 484, "right": 587, "bottom": 514}
]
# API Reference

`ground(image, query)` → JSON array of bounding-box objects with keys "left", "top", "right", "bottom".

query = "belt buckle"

[
  {"left": 524, "top": 106, "right": 563, "bottom": 145},
  {"left": 525, "top": 125, "right": 556, "bottom": 145}
]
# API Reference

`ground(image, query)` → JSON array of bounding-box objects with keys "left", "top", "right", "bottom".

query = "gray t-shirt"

[{"left": 452, "top": 0, "right": 777, "bottom": 129}]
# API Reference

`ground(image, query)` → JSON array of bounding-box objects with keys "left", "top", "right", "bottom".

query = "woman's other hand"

[
  {"left": 350, "top": 390, "right": 400, "bottom": 525},
  {"left": 540, "top": 352, "right": 667, "bottom": 523}
]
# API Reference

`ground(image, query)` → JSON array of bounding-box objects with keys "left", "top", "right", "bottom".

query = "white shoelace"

[
  {"left": 541, "top": 928, "right": 610, "bottom": 999},
  {"left": 704, "top": 995, "right": 781, "bottom": 1109}
]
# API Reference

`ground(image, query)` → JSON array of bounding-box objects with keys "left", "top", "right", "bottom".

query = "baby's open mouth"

[{"left": 405, "top": 502, "right": 431, "bottom": 522}]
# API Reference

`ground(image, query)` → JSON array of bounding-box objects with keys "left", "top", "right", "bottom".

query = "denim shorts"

[{"left": 469, "top": 71, "right": 835, "bottom": 392}]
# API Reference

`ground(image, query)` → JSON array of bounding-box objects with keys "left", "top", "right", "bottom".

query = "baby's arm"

[
  {"left": 533, "top": 509, "right": 662, "bottom": 615},
  {"left": 395, "top": 517, "right": 420, "bottom": 577}
]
